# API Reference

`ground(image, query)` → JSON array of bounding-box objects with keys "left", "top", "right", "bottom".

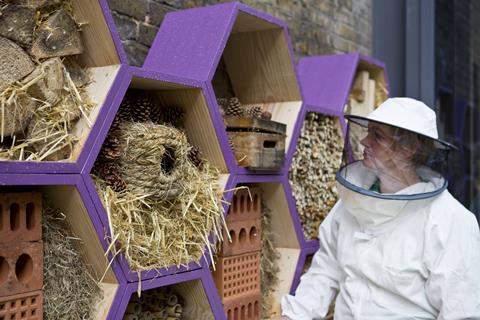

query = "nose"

[{"left": 360, "top": 134, "right": 371, "bottom": 148}]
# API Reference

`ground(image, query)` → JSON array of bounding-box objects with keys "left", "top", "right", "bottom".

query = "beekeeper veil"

[{"left": 337, "top": 97, "right": 456, "bottom": 200}]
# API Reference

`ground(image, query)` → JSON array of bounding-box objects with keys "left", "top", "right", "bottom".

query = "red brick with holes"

[
  {"left": 220, "top": 218, "right": 262, "bottom": 256},
  {"left": 0, "top": 193, "right": 42, "bottom": 244},
  {"left": 0, "top": 241, "right": 43, "bottom": 297},
  {"left": 0, "top": 290, "right": 42, "bottom": 320}
]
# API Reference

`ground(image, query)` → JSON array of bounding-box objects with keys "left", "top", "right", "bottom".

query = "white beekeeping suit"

[{"left": 281, "top": 98, "right": 480, "bottom": 320}]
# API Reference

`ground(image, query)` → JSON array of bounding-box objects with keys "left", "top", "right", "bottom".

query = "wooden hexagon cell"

[
  {"left": 115, "top": 268, "right": 224, "bottom": 320},
  {"left": 214, "top": 175, "right": 303, "bottom": 319},
  {"left": 83, "top": 67, "right": 237, "bottom": 282},
  {"left": 297, "top": 53, "right": 389, "bottom": 117},
  {"left": 0, "top": 0, "right": 127, "bottom": 174},
  {"left": 288, "top": 108, "right": 346, "bottom": 246},
  {"left": 0, "top": 174, "right": 124, "bottom": 319},
  {"left": 144, "top": 2, "right": 303, "bottom": 174}
]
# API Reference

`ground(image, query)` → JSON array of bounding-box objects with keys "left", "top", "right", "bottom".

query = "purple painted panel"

[
  {"left": 298, "top": 53, "right": 359, "bottom": 116},
  {"left": 143, "top": 3, "right": 238, "bottom": 81},
  {"left": 83, "top": 172, "right": 237, "bottom": 282},
  {"left": 115, "top": 268, "right": 226, "bottom": 320},
  {"left": 107, "top": 283, "right": 128, "bottom": 320}
]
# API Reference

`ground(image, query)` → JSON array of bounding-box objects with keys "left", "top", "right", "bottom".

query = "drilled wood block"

[
  {"left": 228, "top": 132, "right": 285, "bottom": 170},
  {"left": 212, "top": 251, "right": 260, "bottom": 301},
  {"left": 228, "top": 188, "right": 261, "bottom": 222},
  {"left": 0, "top": 241, "right": 43, "bottom": 297},
  {"left": 220, "top": 218, "right": 261, "bottom": 256},
  {"left": 0, "top": 193, "right": 42, "bottom": 244},
  {"left": 224, "top": 292, "right": 261, "bottom": 320},
  {"left": 0, "top": 290, "right": 42, "bottom": 320}
]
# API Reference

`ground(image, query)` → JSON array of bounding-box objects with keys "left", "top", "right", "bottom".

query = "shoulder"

[{"left": 425, "top": 190, "right": 480, "bottom": 245}]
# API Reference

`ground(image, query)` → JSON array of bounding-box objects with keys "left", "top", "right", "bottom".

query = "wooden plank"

[
  {"left": 93, "top": 283, "right": 119, "bottom": 319},
  {"left": 223, "top": 29, "right": 300, "bottom": 104},
  {"left": 71, "top": 65, "right": 121, "bottom": 160},
  {"left": 269, "top": 248, "right": 301, "bottom": 318},
  {"left": 41, "top": 186, "right": 117, "bottom": 284},
  {"left": 174, "top": 280, "right": 214, "bottom": 320},
  {"left": 154, "top": 88, "right": 228, "bottom": 173},
  {"left": 224, "top": 116, "right": 286, "bottom": 135},
  {"left": 131, "top": 77, "right": 189, "bottom": 91},
  {"left": 72, "top": 0, "right": 120, "bottom": 67},
  {"left": 260, "top": 183, "right": 299, "bottom": 248},
  {"left": 231, "top": 11, "right": 278, "bottom": 34}
]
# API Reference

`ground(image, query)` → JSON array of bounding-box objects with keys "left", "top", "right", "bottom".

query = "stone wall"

[{"left": 107, "top": 0, "right": 373, "bottom": 66}]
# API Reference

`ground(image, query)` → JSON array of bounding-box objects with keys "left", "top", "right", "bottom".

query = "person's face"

[{"left": 360, "top": 123, "right": 398, "bottom": 172}]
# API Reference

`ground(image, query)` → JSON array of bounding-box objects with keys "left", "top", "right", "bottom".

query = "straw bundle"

[
  {"left": 260, "top": 200, "right": 280, "bottom": 319},
  {"left": 0, "top": 62, "right": 93, "bottom": 161},
  {"left": 43, "top": 199, "right": 102, "bottom": 320},
  {"left": 95, "top": 123, "right": 226, "bottom": 272},
  {"left": 116, "top": 122, "right": 191, "bottom": 200}
]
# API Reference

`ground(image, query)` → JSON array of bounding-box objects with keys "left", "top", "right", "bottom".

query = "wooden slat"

[
  {"left": 93, "top": 283, "right": 118, "bottom": 319},
  {"left": 71, "top": 65, "right": 121, "bottom": 160},
  {"left": 41, "top": 186, "right": 117, "bottom": 284},
  {"left": 131, "top": 77, "right": 189, "bottom": 91},
  {"left": 269, "top": 248, "right": 301, "bottom": 318},
  {"left": 357, "top": 60, "right": 389, "bottom": 107},
  {"left": 223, "top": 29, "right": 300, "bottom": 104},
  {"left": 174, "top": 280, "right": 214, "bottom": 320},
  {"left": 260, "top": 183, "right": 299, "bottom": 248},
  {"left": 72, "top": 0, "right": 120, "bottom": 67},
  {"left": 231, "top": 11, "right": 278, "bottom": 34}
]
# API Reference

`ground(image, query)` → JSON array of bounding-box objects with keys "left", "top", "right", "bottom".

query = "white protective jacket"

[{"left": 282, "top": 162, "right": 480, "bottom": 320}]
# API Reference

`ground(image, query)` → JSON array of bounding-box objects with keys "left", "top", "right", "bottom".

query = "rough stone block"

[
  {"left": 123, "top": 40, "right": 148, "bottom": 67},
  {"left": 147, "top": 2, "right": 173, "bottom": 26},
  {"left": 0, "top": 36, "right": 34, "bottom": 93},
  {"left": 138, "top": 23, "right": 158, "bottom": 46},
  {"left": 30, "top": 9, "right": 83, "bottom": 59},
  {"left": 112, "top": 12, "right": 137, "bottom": 41},
  {"left": 108, "top": 0, "right": 148, "bottom": 21},
  {"left": 0, "top": 5, "right": 35, "bottom": 48},
  {"left": 21, "top": 57, "right": 64, "bottom": 105}
]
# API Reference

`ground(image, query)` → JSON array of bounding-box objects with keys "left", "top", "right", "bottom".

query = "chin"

[{"left": 362, "top": 158, "right": 374, "bottom": 169}]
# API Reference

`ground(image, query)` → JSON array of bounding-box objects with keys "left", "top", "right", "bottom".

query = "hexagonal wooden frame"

[{"left": 144, "top": 2, "right": 304, "bottom": 175}]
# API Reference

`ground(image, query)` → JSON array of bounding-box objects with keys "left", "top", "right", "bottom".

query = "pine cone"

[
  {"left": 117, "top": 90, "right": 159, "bottom": 123},
  {"left": 97, "top": 162, "right": 126, "bottom": 192},
  {"left": 217, "top": 97, "right": 229, "bottom": 116},
  {"left": 224, "top": 97, "right": 244, "bottom": 116},
  {"left": 244, "top": 105, "right": 262, "bottom": 118},
  {"left": 162, "top": 105, "right": 185, "bottom": 127},
  {"left": 188, "top": 145, "right": 203, "bottom": 168}
]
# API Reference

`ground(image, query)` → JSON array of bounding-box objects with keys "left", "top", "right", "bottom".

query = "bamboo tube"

[{"left": 126, "top": 302, "right": 142, "bottom": 314}]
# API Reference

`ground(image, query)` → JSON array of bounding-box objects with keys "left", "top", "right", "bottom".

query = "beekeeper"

[{"left": 281, "top": 97, "right": 480, "bottom": 319}]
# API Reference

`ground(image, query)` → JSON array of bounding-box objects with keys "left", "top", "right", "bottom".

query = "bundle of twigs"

[{"left": 43, "top": 199, "right": 102, "bottom": 320}]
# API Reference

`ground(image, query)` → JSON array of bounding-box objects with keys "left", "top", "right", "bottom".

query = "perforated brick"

[
  {"left": 0, "top": 290, "right": 42, "bottom": 320},
  {"left": 0, "top": 193, "right": 42, "bottom": 244},
  {"left": 212, "top": 252, "right": 260, "bottom": 300},
  {"left": 0, "top": 241, "right": 43, "bottom": 297},
  {"left": 224, "top": 293, "right": 261, "bottom": 320},
  {"left": 228, "top": 188, "right": 261, "bottom": 222},
  {"left": 220, "top": 218, "right": 261, "bottom": 256}
]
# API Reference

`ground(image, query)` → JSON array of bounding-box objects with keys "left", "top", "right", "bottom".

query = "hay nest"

[
  {"left": 260, "top": 200, "right": 280, "bottom": 319},
  {"left": 43, "top": 199, "right": 103, "bottom": 320},
  {"left": 0, "top": 58, "right": 93, "bottom": 161},
  {"left": 116, "top": 122, "right": 191, "bottom": 200},
  {"left": 95, "top": 123, "right": 226, "bottom": 272}
]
